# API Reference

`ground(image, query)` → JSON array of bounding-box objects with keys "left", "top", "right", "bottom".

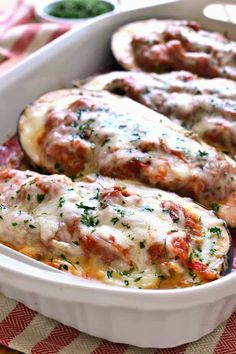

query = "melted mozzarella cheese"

[
  {"left": 111, "top": 19, "right": 236, "bottom": 80},
  {"left": 85, "top": 71, "right": 236, "bottom": 157},
  {"left": 19, "top": 89, "right": 236, "bottom": 227},
  {"left": 0, "top": 169, "right": 230, "bottom": 289}
]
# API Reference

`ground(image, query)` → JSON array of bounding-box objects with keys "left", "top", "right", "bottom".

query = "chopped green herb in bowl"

[
  {"left": 48, "top": 0, "right": 114, "bottom": 19},
  {"left": 38, "top": 0, "right": 116, "bottom": 23}
]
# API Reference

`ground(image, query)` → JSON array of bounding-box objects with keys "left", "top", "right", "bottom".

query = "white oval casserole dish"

[{"left": 0, "top": 0, "right": 235, "bottom": 348}]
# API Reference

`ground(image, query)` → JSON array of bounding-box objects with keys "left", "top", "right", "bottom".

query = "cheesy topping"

[
  {"left": 19, "top": 89, "right": 236, "bottom": 227},
  {"left": 84, "top": 70, "right": 236, "bottom": 157},
  {"left": 112, "top": 19, "right": 236, "bottom": 80},
  {"left": 0, "top": 169, "right": 230, "bottom": 289}
]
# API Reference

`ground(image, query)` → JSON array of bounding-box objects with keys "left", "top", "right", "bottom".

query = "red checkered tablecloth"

[{"left": 0, "top": 1, "right": 235, "bottom": 353}]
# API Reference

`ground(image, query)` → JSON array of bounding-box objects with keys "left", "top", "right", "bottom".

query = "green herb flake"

[
  {"left": 11, "top": 222, "right": 18, "bottom": 227},
  {"left": 142, "top": 206, "right": 154, "bottom": 212},
  {"left": 209, "top": 248, "right": 217, "bottom": 255},
  {"left": 76, "top": 202, "right": 96, "bottom": 211},
  {"left": 209, "top": 226, "right": 222, "bottom": 238},
  {"left": 29, "top": 224, "right": 36, "bottom": 229},
  {"left": 111, "top": 217, "right": 119, "bottom": 225},
  {"left": 197, "top": 150, "right": 209, "bottom": 158},
  {"left": 189, "top": 269, "right": 197, "bottom": 280},
  {"left": 134, "top": 276, "right": 142, "bottom": 282},
  {"left": 37, "top": 194, "right": 45, "bottom": 204},
  {"left": 58, "top": 196, "right": 65, "bottom": 208},
  {"left": 189, "top": 252, "right": 193, "bottom": 264},
  {"left": 101, "top": 138, "right": 110, "bottom": 147},
  {"left": 211, "top": 203, "right": 220, "bottom": 212},
  {"left": 124, "top": 280, "right": 129, "bottom": 286},
  {"left": 72, "top": 240, "right": 79, "bottom": 246},
  {"left": 60, "top": 254, "right": 77, "bottom": 269},
  {"left": 81, "top": 213, "right": 99, "bottom": 227},
  {"left": 107, "top": 270, "right": 113, "bottom": 279},
  {"left": 59, "top": 264, "right": 68, "bottom": 271},
  {"left": 121, "top": 222, "right": 131, "bottom": 229},
  {"left": 139, "top": 240, "right": 146, "bottom": 249},
  {"left": 99, "top": 199, "right": 108, "bottom": 208}
]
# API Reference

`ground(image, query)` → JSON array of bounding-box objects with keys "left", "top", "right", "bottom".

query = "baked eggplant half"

[
  {"left": 0, "top": 168, "right": 233, "bottom": 288},
  {"left": 84, "top": 70, "right": 236, "bottom": 157},
  {"left": 111, "top": 19, "right": 236, "bottom": 80},
  {"left": 18, "top": 88, "right": 236, "bottom": 227}
]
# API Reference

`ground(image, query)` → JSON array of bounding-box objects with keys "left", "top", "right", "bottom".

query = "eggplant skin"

[
  {"left": 221, "top": 229, "right": 234, "bottom": 276},
  {"left": 17, "top": 110, "right": 47, "bottom": 174}
]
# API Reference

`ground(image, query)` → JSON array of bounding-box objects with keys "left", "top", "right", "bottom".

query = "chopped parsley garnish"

[
  {"left": 27, "top": 194, "right": 31, "bottom": 201},
  {"left": 72, "top": 240, "right": 79, "bottom": 246},
  {"left": 173, "top": 217, "right": 180, "bottom": 223},
  {"left": 107, "top": 270, "right": 113, "bottom": 278},
  {"left": 76, "top": 202, "right": 96, "bottom": 211},
  {"left": 142, "top": 206, "right": 154, "bottom": 212},
  {"left": 210, "top": 248, "right": 217, "bottom": 255},
  {"left": 197, "top": 150, "right": 209, "bottom": 159},
  {"left": 91, "top": 189, "right": 100, "bottom": 200},
  {"left": 12, "top": 222, "right": 18, "bottom": 227},
  {"left": 78, "top": 118, "right": 95, "bottom": 139},
  {"left": 59, "top": 264, "right": 68, "bottom": 271},
  {"left": 189, "top": 252, "right": 193, "bottom": 264},
  {"left": 101, "top": 138, "right": 110, "bottom": 147},
  {"left": 111, "top": 217, "right": 119, "bottom": 225},
  {"left": 119, "top": 268, "right": 133, "bottom": 276},
  {"left": 99, "top": 199, "right": 108, "bottom": 208},
  {"left": 61, "top": 254, "right": 76, "bottom": 269},
  {"left": 29, "top": 224, "right": 36, "bottom": 229},
  {"left": 37, "top": 194, "right": 45, "bottom": 203},
  {"left": 58, "top": 197, "right": 65, "bottom": 208},
  {"left": 134, "top": 276, "right": 142, "bottom": 282},
  {"left": 114, "top": 207, "right": 127, "bottom": 217},
  {"left": 124, "top": 280, "right": 129, "bottom": 286},
  {"left": 0, "top": 215, "right": 3, "bottom": 220},
  {"left": 81, "top": 213, "right": 99, "bottom": 227},
  {"left": 139, "top": 240, "right": 146, "bottom": 249},
  {"left": 188, "top": 269, "right": 197, "bottom": 280},
  {"left": 211, "top": 203, "right": 220, "bottom": 212},
  {"left": 121, "top": 222, "right": 130, "bottom": 229},
  {"left": 209, "top": 226, "right": 222, "bottom": 238},
  {"left": 49, "top": 257, "right": 54, "bottom": 262}
]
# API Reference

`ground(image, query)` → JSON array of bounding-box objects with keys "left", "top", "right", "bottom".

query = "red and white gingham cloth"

[
  {"left": 0, "top": 1, "right": 236, "bottom": 353},
  {"left": 0, "top": 0, "right": 72, "bottom": 71}
]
